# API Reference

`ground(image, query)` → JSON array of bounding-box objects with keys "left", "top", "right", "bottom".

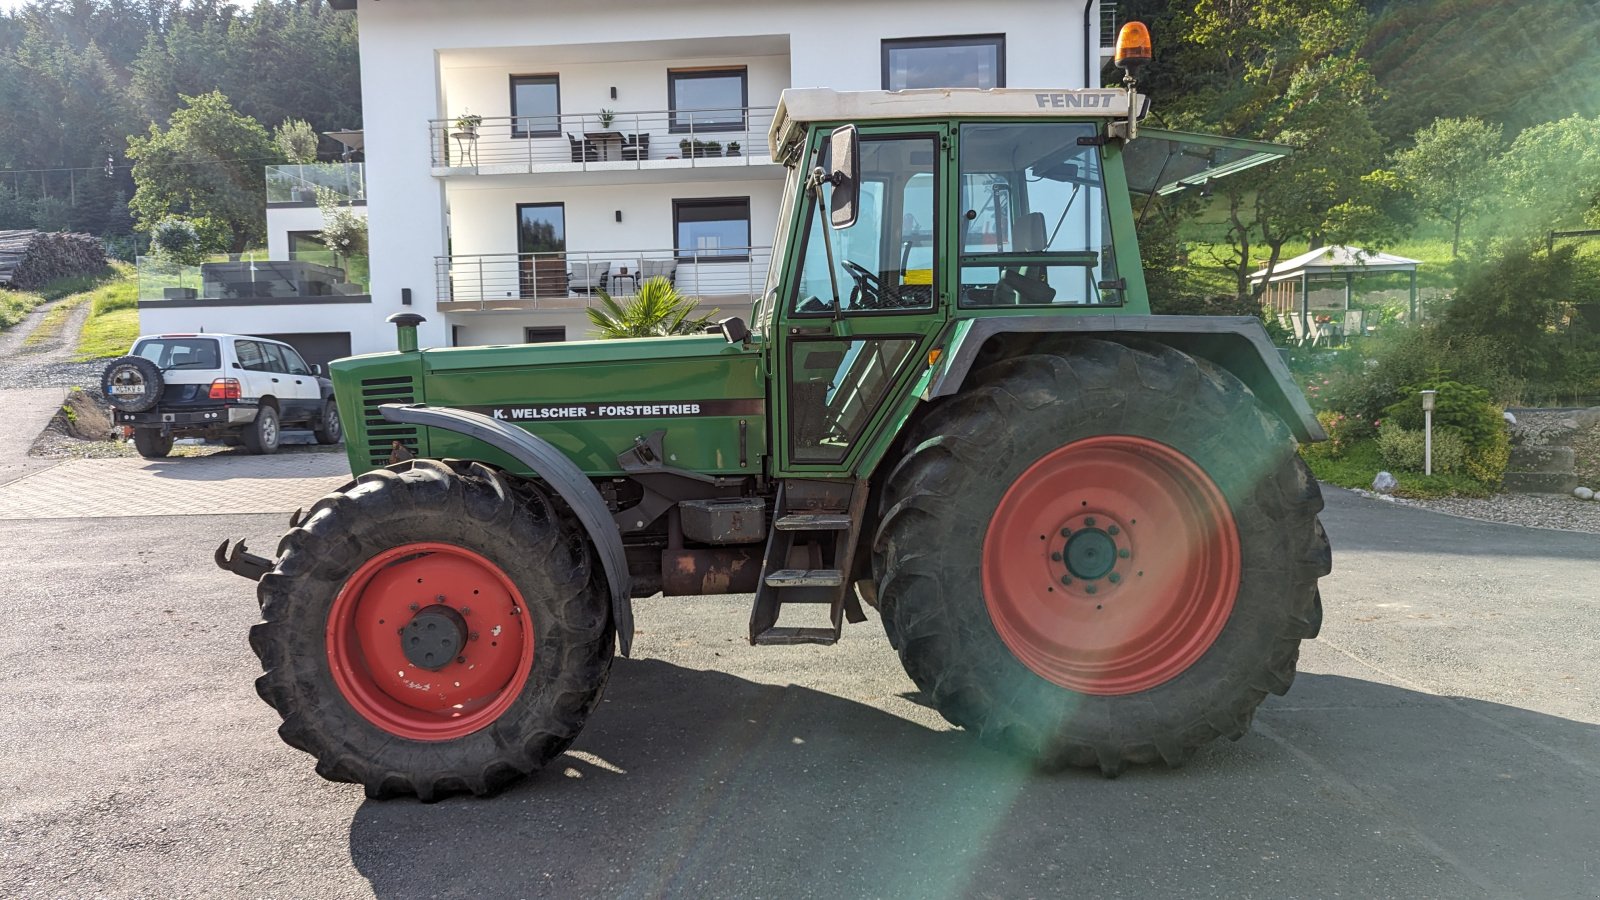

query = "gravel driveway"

[{"left": 0, "top": 486, "right": 1596, "bottom": 898}]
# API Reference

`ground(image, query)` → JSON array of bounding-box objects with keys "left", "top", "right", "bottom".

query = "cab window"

[
  {"left": 235, "top": 340, "right": 270, "bottom": 371},
  {"left": 791, "top": 134, "right": 938, "bottom": 314},
  {"left": 280, "top": 346, "right": 312, "bottom": 376},
  {"left": 957, "top": 122, "right": 1121, "bottom": 307}
]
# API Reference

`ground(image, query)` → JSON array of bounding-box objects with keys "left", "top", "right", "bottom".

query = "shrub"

[
  {"left": 1376, "top": 421, "right": 1468, "bottom": 474},
  {"left": 1380, "top": 381, "right": 1510, "bottom": 486},
  {"left": 150, "top": 218, "right": 206, "bottom": 266}
]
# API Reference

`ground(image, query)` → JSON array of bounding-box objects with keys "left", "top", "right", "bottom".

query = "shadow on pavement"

[
  {"left": 141, "top": 445, "right": 347, "bottom": 481},
  {"left": 347, "top": 660, "right": 1600, "bottom": 898}
]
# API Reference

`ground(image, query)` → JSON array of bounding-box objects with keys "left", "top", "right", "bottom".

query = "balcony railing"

[
  {"left": 1100, "top": 1, "right": 1119, "bottom": 47},
  {"left": 137, "top": 252, "right": 368, "bottom": 302},
  {"left": 429, "top": 108, "right": 777, "bottom": 174},
  {"left": 265, "top": 163, "right": 367, "bottom": 205},
  {"left": 436, "top": 247, "right": 772, "bottom": 311}
]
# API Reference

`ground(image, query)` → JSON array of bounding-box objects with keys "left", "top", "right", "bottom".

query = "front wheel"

[
  {"left": 872, "top": 340, "right": 1329, "bottom": 774},
  {"left": 312, "top": 400, "right": 343, "bottom": 445},
  {"left": 250, "top": 459, "right": 613, "bottom": 800}
]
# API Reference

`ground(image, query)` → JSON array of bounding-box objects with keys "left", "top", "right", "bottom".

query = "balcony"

[
  {"left": 429, "top": 108, "right": 778, "bottom": 180},
  {"left": 136, "top": 252, "right": 370, "bottom": 306},
  {"left": 435, "top": 247, "right": 771, "bottom": 313},
  {"left": 265, "top": 163, "right": 367, "bottom": 206}
]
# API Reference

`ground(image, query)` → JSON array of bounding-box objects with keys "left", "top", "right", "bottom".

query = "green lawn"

[
  {"left": 1, "top": 269, "right": 120, "bottom": 333},
  {"left": 73, "top": 267, "right": 142, "bottom": 361},
  {"left": 0, "top": 288, "right": 46, "bottom": 331},
  {"left": 1302, "top": 440, "right": 1494, "bottom": 499}
]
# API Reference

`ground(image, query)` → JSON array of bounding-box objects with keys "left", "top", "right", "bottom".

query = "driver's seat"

[{"left": 995, "top": 212, "right": 1055, "bottom": 304}]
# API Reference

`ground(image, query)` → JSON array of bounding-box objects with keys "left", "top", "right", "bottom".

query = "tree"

[
  {"left": 1392, "top": 117, "right": 1502, "bottom": 257},
  {"left": 316, "top": 186, "right": 367, "bottom": 270},
  {"left": 586, "top": 277, "right": 716, "bottom": 338},
  {"left": 126, "top": 91, "right": 279, "bottom": 252},
  {"left": 275, "top": 118, "right": 320, "bottom": 164},
  {"left": 1491, "top": 115, "right": 1600, "bottom": 241}
]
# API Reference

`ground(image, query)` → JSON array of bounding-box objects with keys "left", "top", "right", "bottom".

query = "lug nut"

[
  {"left": 1051, "top": 552, "right": 1062, "bottom": 562},
  {"left": 460, "top": 607, "right": 471, "bottom": 616},
  {"left": 1060, "top": 527, "right": 1071, "bottom": 537},
  {"left": 408, "top": 603, "right": 420, "bottom": 611},
  {"left": 1086, "top": 584, "right": 1098, "bottom": 595},
  {"left": 1060, "top": 575, "right": 1072, "bottom": 585},
  {"left": 469, "top": 632, "right": 479, "bottom": 641},
  {"left": 436, "top": 594, "right": 446, "bottom": 603},
  {"left": 456, "top": 656, "right": 466, "bottom": 664},
  {"left": 1119, "top": 548, "right": 1131, "bottom": 559},
  {"left": 1109, "top": 573, "right": 1121, "bottom": 584},
  {"left": 1108, "top": 525, "right": 1120, "bottom": 536},
  {"left": 1085, "top": 517, "right": 1096, "bottom": 527}
]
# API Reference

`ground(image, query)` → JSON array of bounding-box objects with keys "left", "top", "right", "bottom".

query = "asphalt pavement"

[{"left": 0, "top": 480, "right": 1597, "bottom": 899}]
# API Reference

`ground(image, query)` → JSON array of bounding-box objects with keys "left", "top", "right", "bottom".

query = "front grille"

[{"left": 360, "top": 375, "right": 419, "bottom": 468}]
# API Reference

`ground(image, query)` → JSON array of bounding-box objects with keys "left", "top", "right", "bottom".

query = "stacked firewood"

[{"left": 0, "top": 230, "right": 108, "bottom": 290}]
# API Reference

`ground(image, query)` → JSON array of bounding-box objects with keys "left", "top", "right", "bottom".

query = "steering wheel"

[{"left": 840, "top": 260, "right": 883, "bottom": 309}]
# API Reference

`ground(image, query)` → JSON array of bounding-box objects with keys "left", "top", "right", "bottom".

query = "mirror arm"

[{"left": 808, "top": 167, "right": 845, "bottom": 318}]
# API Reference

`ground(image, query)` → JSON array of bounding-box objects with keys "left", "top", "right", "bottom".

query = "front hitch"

[{"left": 215, "top": 539, "right": 274, "bottom": 582}]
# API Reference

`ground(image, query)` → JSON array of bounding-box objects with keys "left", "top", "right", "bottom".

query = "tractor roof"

[{"left": 768, "top": 87, "right": 1136, "bottom": 159}]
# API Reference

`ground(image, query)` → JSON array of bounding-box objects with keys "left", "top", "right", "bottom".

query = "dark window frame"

[
  {"left": 516, "top": 202, "right": 567, "bottom": 255},
  {"left": 667, "top": 67, "right": 748, "bottom": 134},
  {"left": 880, "top": 34, "right": 1007, "bottom": 90},
  {"left": 524, "top": 326, "right": 566, "bottom": 343},
  {"left": 673, "top": 196, "right": 752, "bottom": 264},
  {"left": 510, "top": 74, "right": 562, "bottom": 138}
]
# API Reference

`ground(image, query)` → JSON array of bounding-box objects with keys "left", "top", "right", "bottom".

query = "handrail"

[
  {"left": 434, "top": 246, "right": 773, "bottom": 310},
  {"left": 428, "top": 107, "right": 777, "bottom": 172}
]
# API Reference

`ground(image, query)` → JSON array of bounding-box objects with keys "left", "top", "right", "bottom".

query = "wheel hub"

[
  {"left": 401, "top": 604, "right": 468, "bottom": 670},
  {"left": 1063, "top": 527, "right": 1117, "bottom": 581}
]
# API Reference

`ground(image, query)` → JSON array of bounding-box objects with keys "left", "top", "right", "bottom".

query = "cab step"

[
  {"left": 774, "top": 513, "right": 853, "bottom": 531},
  {"left": 752, "top": 626, "right": 840, "bottom": 646},
  {"left": 764, "top": 568, "right": 844, "bottom": 588}
]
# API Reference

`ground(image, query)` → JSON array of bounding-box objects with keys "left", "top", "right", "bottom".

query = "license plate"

[{"left": 111, "top": 384, "right": 145, "bottom": 395}]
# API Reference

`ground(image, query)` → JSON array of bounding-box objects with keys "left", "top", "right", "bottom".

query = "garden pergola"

[{"left": 1251, "top": 245, "right": 1420, "bottom": 339}]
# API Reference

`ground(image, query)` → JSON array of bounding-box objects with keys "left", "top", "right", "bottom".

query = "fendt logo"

[{"left": 1034, "top": 92, "right": 1119, "bottom": 109}]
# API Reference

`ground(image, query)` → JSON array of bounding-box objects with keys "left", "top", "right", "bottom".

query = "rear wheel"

[
  {"left": 241, "top": 405, "right": 280, "bottom": 455},
  {"left": 132, "top": 427, "right": 172, "bottom": 459},
  {"left": 872, "top": 339, "right": 1329, "bottom": 774},
  {"left": 250, "top": 459, "right": 613, "bottom": 799}
]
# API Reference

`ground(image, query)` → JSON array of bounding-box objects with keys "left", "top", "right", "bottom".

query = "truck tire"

[
  {"left": 132, "top": 427, "right": 173, "bottom": 459},
  {"left": 312, "top": 399, "right": 343, "bottom": 445},
  {"left": 101, "top": 355, "right": 163, "bottom": 413},
  {"left": 250, "top": 459, "right": 613, "bottom": 800},
  {"left": 241, "top": 405, "right": 280, "bottom": 455},
  {"left": 872, "top": 339, "right": 1329, "bottom": 775}
]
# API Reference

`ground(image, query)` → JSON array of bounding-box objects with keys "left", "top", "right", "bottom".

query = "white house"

[{"left": 145, "top": 0, "right": 1113, "bottom": 357}]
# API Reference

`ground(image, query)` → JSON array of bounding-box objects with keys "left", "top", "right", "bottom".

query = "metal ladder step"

[
  {"left": 752, "top": 626, "right": 840, "bottom": 646},
  {"left": 774, "top": 513, "right": 853, "bottom": 531},
  {"left": 763, "top": 568, "right": 845, "bottom": 588}
]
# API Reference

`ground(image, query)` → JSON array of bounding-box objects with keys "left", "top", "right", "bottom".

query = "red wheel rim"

[
  {"left": 326, "top": 542, "right": 535, "bottom": 741},
  {"left": 981, "top": 435, "right": 1240, "bottom": 695}
]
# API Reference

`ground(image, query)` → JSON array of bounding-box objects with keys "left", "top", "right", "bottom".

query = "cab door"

[{"left": 773, "top": 127, "right": 949, "bottom": 477}]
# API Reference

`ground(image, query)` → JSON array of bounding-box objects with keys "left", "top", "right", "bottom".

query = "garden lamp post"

[{"left": 1421, "top": 390, "right": 1438, "bottom": 475}]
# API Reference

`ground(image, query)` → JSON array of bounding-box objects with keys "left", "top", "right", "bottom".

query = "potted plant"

[
  {"left": 453, "top": 112, "right": 482, "bottom": 139},
  {"left": 704, "top": 140, "right": 722, "bottom": 157},
  {"left": 726, "top": 141, "right": 741, "bottom": 157},
  {"left": 598, "top": 108, "right": 616, "bottom": 129},
  {"left": 679, "top": 138, "right": 693, "bottom": 157}
]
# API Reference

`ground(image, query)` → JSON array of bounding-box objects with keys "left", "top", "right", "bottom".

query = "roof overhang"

[{"left": 769, "top": 87, "right": 1137, "bottom": 159}]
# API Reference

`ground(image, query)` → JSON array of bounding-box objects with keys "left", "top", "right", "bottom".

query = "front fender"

[
  {"left": 379, "top": 404, "right": 636, "bottom": 656},
  {"left": 926, "top": 315, "right": 1325, "bottom": 443}
]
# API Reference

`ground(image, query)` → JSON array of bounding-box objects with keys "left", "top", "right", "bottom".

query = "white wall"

[
  {"left": 356, "top": 0, "right": 1100, "bottom": 349},
  {"left": 139, "top": 301, "right": 366, "bottom": 346},
  {"left": 266, "top": 206, "right": 337, "bottom": 259}
]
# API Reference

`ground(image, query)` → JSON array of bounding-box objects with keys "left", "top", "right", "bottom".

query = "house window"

[
  {"left": 674, "top": 198, "right": 750, "bottom": 262},
  {"left": 511, "top": 74, "right": 561, "bottom": 138},
  {"left": 668, "top": 68, "right": 747, "bottom": 133},
  {"left": 882, "top": 35, "right": 1005, "bottom": 90},
  {"left": 524, "top": 326, "right": 565, "bottom": 343}
]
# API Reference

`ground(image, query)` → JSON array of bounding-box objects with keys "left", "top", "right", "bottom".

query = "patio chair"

[
  {"left": 620, "top": 133, "right": 650, "bottom": 162},
  {"left": 1289, "top": 315, "right": 1308, "bottom": 347},
  {"left": 1342, "top": 308, "right": 1366, "bottom": 338},
  {"left": 566, "top": 133, "right": 600, "bottom": 162},
  {"left": 568, "top": 260, "right": 608, "bottom": 294},
  {"left": 639, "top": 258, "right": 677, "bottom": 287}
]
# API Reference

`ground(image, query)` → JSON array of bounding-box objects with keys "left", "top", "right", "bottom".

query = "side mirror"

[
  {"left": 312, "top": 363, "right": 324, "bottom": 375},
  {"left": 828, "top": 125, "right": 860, "bottom": 229},
  {"left": 707, "top": 316, "right": 751, "bottom": 346}
]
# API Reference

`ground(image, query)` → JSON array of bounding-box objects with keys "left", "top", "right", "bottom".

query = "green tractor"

[{"left": 222, "top": 75, "right": 1329, "bottom": 800}]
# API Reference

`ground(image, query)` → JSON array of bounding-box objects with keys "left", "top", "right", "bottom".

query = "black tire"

[
  {"left": 312, "top": 399, "right": 343, "bottom": 445},
  {"left": 101, "top": 355, "right": 164, "bottom": 413},
  {"left": 250, "top": 459, "right": 614, "bottom": 800},
  {"left": 872, "top": 339, "right": 1329, "bottom": 774},
  {"left": 241, "top": 405, "right": 281, "bottom": 455},
  {"left": 131, "top": 427, "right": 173, "bottom": 459}
]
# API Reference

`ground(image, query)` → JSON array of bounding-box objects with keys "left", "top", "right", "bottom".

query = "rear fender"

[
  {"left": 925, "top": 315, "right": 1325, "bottom": 443},
  {"left": 379, "top": 404, "right": 636, "bottom": 656}
]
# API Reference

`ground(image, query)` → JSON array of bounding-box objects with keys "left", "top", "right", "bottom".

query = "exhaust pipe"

[{"left": 386, "top": 312, "right": 427, "bottom": 352}]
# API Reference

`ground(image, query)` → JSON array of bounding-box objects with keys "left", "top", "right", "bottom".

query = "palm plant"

[{"left": 587, "top": 275, "right": 717, "bottom": 338}]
